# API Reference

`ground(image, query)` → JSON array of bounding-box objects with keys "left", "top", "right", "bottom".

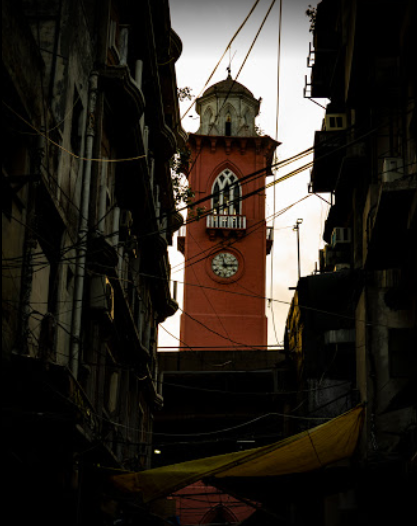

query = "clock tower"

[{"left": 179, "top": 74, "right": 279, "bottom": 350}]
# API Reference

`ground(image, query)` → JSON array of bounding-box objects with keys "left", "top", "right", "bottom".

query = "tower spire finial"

[{"left": 227, "top": 48, "right": 236, "bottom": 79}]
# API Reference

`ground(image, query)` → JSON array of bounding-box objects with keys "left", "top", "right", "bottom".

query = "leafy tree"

[
  {"left": 171, "top": 148, "right": 206, "bottom": 220},
  {"left": 177, "top": 87, "right": 194, "bottom": 102},
  {"left": 172, "top": 88, "right": 204, "bottom": 218},
  {"left": 306, "top": 4, "right": 317, "bottom": 33}
]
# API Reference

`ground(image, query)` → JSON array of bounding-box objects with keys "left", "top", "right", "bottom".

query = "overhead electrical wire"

[
  {"left": 4, "top": 95, "right": 414, "bottom": 364},
  {"left": 2, "top": 147, "right": 317, "bottom": 275},
  {"left": 171, "top": 195, "right": 312, "bottom": 275},
  {"left": 5, "top": 146, "right": 413, "bottom": 274},
  {"left": 177, "top": 100, "right": 415, "bottom": 224},
  {"left": 179, "top": 0, "right": 280, "bottom": 184},
  {"left": 187, "top": 229, "right": 237, "bottom": 348},
  {"left": 235, "top": 0, "right": 277, "bottom": 80},
  {"left": 158, "top": 380, "right": 352, "bottom": 398},
  {"left": 43, "top": 379, "right": 337, "bottom": 443},
  {"left": 181, "top": 0, "right": 263, "bottom": 120},
  {"left": 159, "top": 323, "right": 193, "bottom": 351},
  {"left": 2, "top": 99, "right": 147, "bottom": 164},
  {"left": 3, "top": 170, "right": 412, "bottom": 346},
  {"left": 3, "top": 3, "right": 377, "bottom": 471},
  {"left": 5, "top": 96, "right": 411, "bottom": 257},
  {"left": 178, "top": 305, "right": 270, "bottom": 352},
  {"left": 18, "top": 306, "right": 349, "bottom": 397},
  {"left": 2, "top": 193, "right": 398, "bottom": 334},
  {"left": 269, "top": 0, "right": 283, "bottom": 347},
  {"left": 169, "top": 114, "right": 415, "bottom": 278}
]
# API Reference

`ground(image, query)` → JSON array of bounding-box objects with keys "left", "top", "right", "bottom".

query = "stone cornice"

[{"left": 187, "top": 133, "right": 280, "bottom": 162}]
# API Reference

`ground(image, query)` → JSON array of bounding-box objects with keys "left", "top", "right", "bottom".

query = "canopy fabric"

[{"left": 112, "top": 405, "right": 364, "bottom": 503}]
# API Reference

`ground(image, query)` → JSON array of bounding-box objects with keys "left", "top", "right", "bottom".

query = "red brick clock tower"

[{"left": 179, "top": 74, "right": 279, "bottom": 350}]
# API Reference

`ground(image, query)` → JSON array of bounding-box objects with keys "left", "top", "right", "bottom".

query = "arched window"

[
  {"left": 212, "top": 169, "right": 241, "bottom": 215},
  {"left": 225, "top": 114, "right": 232, "bottom": 136}
]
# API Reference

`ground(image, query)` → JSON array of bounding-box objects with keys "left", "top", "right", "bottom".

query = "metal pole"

[
  {"left": 70, "top": 72, "right": 99, "bottom": 378},
  {"left": 293, "top": 218, "right": 303, "bottom": 281}
]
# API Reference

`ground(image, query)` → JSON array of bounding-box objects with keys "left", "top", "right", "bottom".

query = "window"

[
  {"left": 329, "top": 116, "right": 343, "bottom": 128},
  {"left": 225, "top": 115, "right": 232, "bottom": 136},
  {"left": 212, "top": 169, "right": 241, "bottom": 215}
]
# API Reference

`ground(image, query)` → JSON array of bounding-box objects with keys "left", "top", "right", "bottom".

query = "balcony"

[
  {"left": 304, "top": 0, "right": 340, "bottom": 100},
  {"left": 304, "top": 43, "right": 338, "bottom": 99},
  {"left": 206, "top": 214, "right": 247, "bottom": 239},
  {"left": 99, "top": 65, "right": 145, "bottom": 124},
  {"left": 310, "top": 130, "right": 346, "bottom": 193}
]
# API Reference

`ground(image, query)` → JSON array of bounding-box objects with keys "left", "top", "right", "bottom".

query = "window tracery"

[{"left": 212, "top": 169, "right": 241, "bottom": 215}]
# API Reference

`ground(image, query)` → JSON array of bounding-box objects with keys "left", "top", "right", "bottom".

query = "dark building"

[
  {"left": 2, "top": 0, "right": 184, "bottom": 523},
  {"left": 285, "top": 271, "right": 359, "bottom": 422},
  {"left": 285, "top": 0, "right": 416, "bottom": 523}
]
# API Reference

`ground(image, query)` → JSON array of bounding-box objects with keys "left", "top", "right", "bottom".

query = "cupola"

[{"left": 196, "top": 73, "right": 261, "bottom": 137}]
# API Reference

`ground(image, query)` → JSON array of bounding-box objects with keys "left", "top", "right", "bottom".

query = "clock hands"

[
  {"left": 212, "top": 253, "right": 238, "bottom": 278},
  {"left": 221, "top": 254, "right": 236, "bottom": 268},
  {"left": 222, "top": 255, "right": 231, "bottom": 268}
]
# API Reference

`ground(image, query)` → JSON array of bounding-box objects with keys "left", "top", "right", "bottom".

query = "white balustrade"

[{"left": 206, "top": 214, "right": 246, "bottom": 230}]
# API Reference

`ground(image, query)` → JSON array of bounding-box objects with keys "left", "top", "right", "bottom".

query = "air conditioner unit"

[
  {"left": 325, "top": 113, "right": 347, "bottom": 131},
  {"left": 382, "top": 157, "right": 403, "bottom": 183},
  {"left": 331, "top": 227, "right": 352, "bottom": 247},
  {"left": 90, "top": 276, "right": 115, "bottom": 320}
]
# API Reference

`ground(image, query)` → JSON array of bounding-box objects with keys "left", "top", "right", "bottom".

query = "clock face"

[{"left": 211, "top": 252, "right": 239, "bottom": 278}]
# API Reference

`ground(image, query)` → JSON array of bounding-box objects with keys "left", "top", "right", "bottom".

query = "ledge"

[
  {"left": 170, "top": 210, "right": 184, "bottom": 233},
  {"left": 99, "top": 66, "right": 145, "bottom": 123},
  {"left": 187, "top": 134, "right": 280, "bottom": 170},
  {"left": 170, "top": 29, "right": 183, "bottom": 63},
  {"left": 157, "top": 123, "right": 177, "bottom": 161}
]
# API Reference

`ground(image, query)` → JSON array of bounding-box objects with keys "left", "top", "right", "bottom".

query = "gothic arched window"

[
  {"left": 212, "top": 169, "right": 241, "bottom": 216},
  {"left": 225, "top": 114, "right": 232, "bottom": 136}
]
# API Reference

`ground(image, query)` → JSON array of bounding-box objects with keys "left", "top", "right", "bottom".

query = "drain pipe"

[{"left": 70, "top": 72, "right": 99, "bottom": 378}]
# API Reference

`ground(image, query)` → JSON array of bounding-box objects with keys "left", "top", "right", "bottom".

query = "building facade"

[
  {"left": 2, "top": 0, "right": 184, "bottom": 523},
  {"left": 285, "top": 0, "right": 416, "bottom": 523}
]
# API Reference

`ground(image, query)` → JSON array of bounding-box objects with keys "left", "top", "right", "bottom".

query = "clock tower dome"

[{"left": 179, "top": 74, "right": 280, "bottom": 350}]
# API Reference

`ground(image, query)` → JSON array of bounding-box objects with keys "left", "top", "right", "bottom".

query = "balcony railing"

[{"left": 206, "top": 214, "right": 247, "bottom": 230}]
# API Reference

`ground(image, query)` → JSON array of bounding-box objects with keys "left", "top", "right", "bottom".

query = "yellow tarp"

[{"left": 112, "top": 405, "right": 364, "bottom": 503}]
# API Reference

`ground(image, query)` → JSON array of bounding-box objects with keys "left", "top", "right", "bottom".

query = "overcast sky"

[{"left": 159, "top": 0, "right": 329, "bottom": 350}]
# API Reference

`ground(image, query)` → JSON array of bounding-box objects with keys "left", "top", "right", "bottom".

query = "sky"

[{"left": 159, "top": 0, "right": 329, "bottom": 350}]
